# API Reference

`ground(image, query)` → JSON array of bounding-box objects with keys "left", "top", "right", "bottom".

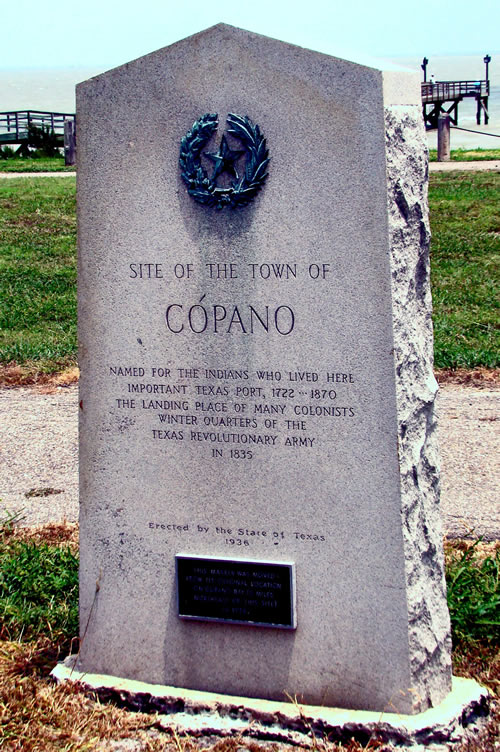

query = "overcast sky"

[{"left": 1, "top": 0, "right": 499, "bottom": 69}]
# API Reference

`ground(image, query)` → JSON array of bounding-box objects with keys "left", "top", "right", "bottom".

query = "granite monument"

[{"left": 76, "top": 24, "right": 452, "bottom": 714}]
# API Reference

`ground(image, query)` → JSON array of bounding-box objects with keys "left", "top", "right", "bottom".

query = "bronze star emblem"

[
  {"left": 180, "top": 113, "right": 269, "bottom": 209},
  {"left": 205, "top": 135, "right": 245, "bottom": 181}
]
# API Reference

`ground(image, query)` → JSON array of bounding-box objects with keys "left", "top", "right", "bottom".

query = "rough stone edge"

[
  {"left": 52, "top": 659, "right": 489, "bottom": 749},
  {"left": 384, "top": 104, "right": 453, "bottom": 713}
]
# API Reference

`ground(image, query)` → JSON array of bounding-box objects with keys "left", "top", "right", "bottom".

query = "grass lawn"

[
  {"left": 0, "top": 171, "right": 498, "bottom": 382},
  {"left": 0, "top": 177, "right": 77, "bottom": 377},
  {"left": 429, "top": 171, "right": 500, "bottom": 369},
  {"left": 429, "top": 147, "right": 500, "bottom": 162},
  {"left": 0, "top": 156, "right": 74, "bottom": 172},
  {"left": 0, "top": 521, "right": 498, "bottom": 750}
]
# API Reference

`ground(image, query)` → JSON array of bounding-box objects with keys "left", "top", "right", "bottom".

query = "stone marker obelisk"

[{"left": 76, "top": 24, "right": 452, "bottom": 714}]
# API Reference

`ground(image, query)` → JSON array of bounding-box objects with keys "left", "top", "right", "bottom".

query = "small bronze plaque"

[{"left": 176, "top": 555, "right": 296, "bottom": 629}]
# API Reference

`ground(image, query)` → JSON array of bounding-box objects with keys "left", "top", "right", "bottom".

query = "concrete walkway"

[
  {"left": 429, "top": 160, "right": 500, "bottom": 172},
  {"left": 0, "top": 171, "right": 75, "bottom": 178}
]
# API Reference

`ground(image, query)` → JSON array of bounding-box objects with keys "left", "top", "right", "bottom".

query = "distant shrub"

[
  {"left": 27, "top": 124, "right": 60, "bottom": 158},
  {"left": 0, "top": 146, "right": 16, "bottom": 160}
]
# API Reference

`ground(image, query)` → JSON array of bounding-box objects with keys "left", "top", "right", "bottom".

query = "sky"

[{"left": 1, "top": 0, "right": 499, "bottom": 70}]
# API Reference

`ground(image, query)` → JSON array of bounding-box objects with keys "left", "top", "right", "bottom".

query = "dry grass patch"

[
  {"left": 0, "top": 640, "right": 171, "bottom": 751},
  {"left": 0, "top": 639, "right": 396, "bottom": 751},
  {"left": 436, "top": 367, "right": 500, "bottom": 388},
  {"left": 452, "top": 646, "right": 499, "bottom": 752},
  {"left": 0, "top": 520, "right": 79, "bottom": 553},
  {"left": 0, "top": 363, "right": 79, "bottom": 388}
]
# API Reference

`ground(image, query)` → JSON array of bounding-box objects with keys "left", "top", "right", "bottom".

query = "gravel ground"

[
  {"left": 0, "top": 383, "right": 498, "bottom": 539},
  {"left": 429, "top": 160, "right": 500, "bottom": 172}
]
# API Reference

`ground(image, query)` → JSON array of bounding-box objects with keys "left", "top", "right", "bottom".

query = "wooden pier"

[
  {"left": 420, "top": 55, "right": 491, "bottom": 130},
  {"left": 422, "top": 80, "right": 490, "bottom": 130},
  {"left": 0, "top": 110, "right": 75, "bottom": 146}
]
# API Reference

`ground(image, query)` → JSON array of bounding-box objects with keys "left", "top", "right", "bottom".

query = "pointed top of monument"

[{"left": 78, "top": 22, "right": 418, "bottom": 95}]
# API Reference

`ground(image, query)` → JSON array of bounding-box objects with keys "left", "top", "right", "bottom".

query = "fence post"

[
  {"left": 64, "top": 120, "right": 76, "bottom": 166},
  {"left": 437, "top": 114, "right": 450, "bottom": 162}
]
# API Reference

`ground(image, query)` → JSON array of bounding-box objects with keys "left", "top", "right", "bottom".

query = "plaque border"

[{"left": 175, "top": 554, "right": 297, "bottom": 629}]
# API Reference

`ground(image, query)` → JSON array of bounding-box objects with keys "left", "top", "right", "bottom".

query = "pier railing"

[
  {"left": 421, "top": 80, "right": 489, "bottom": 104},
  {"left": 0, "top": 110, "right": 75, "bottom": 144},
  {"left": 421, "top": 78, "right": 490, "bottom": 129}
]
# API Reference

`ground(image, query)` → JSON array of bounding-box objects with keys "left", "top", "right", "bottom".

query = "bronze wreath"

[{"left": 179, "top": 113, "right": 269, "bottom": 210}]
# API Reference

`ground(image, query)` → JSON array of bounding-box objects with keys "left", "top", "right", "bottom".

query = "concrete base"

[{"left": 52, "top": 656, "right": 490, "bottom": 750}]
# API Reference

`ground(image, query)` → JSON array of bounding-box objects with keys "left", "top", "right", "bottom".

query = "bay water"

[{"left": 1, "top": 54, "right": 499, "bottom": 149}]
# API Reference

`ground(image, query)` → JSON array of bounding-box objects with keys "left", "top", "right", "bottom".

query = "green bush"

[
  {"left": 446, "top": 542, "right": 500, "bottom": 646},
  {"left": 0, "top": 540, "right": 78, "bottom": 641}
]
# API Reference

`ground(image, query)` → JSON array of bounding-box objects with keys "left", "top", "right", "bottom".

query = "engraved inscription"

[{"left": 110, "top": 364, "right": 356, "bottom": 459}]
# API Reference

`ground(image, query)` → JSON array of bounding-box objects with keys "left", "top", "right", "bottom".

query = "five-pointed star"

[{"left": 205, "top": 136, "right": 245, "bottom": 181}]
